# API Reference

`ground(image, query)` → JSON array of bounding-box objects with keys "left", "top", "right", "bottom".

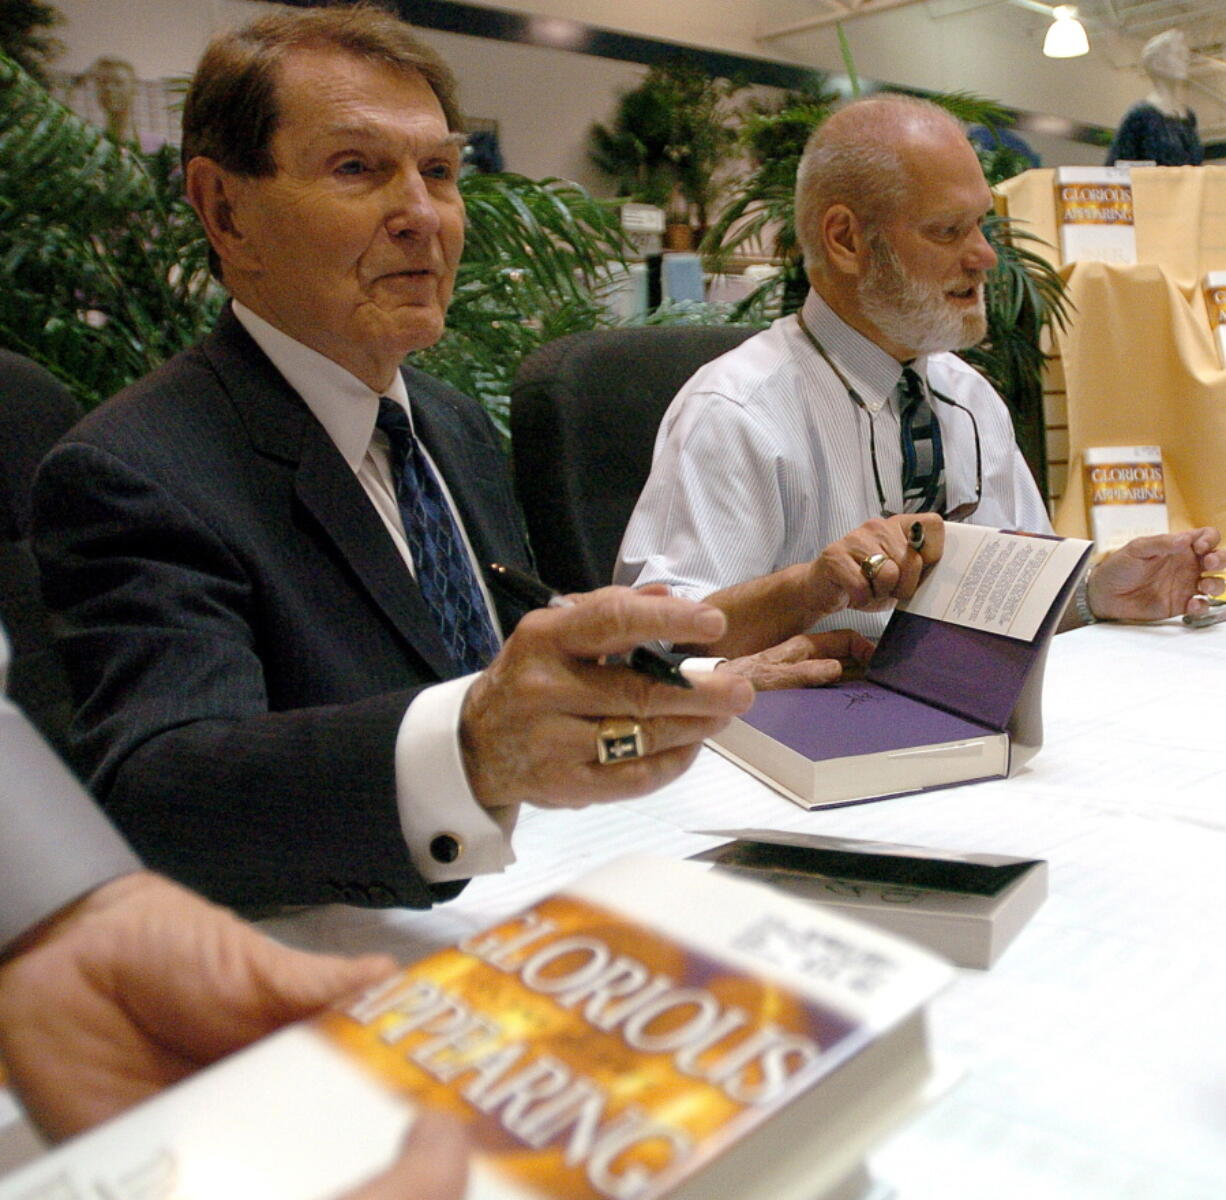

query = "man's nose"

[
  {"left": 386, "top": 170, "right": 441, "bottom": 240},
  {"left": 964, "top": 224, "right": 997, "bottom": 273}
]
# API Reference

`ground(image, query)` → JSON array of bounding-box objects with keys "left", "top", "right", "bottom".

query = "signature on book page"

[{"left": 841, "top": 684, "right": 886, "bottom": 710}]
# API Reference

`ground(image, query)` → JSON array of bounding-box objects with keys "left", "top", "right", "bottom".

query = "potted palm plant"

[
  {"left": 0, "top": 52, "right": 629, "bottom": 438},
  {"left": 589, "top": 61, "right": 745, "bottom": 246}
]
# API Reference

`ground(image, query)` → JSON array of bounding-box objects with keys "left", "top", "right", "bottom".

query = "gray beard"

[{"left": 858, "top": 234, "right": 988, "bottom": 355}]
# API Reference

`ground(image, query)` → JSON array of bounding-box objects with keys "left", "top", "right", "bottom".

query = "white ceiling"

[
  {"left": 1081, "top": 0, "right": 1223, "bottom": 51},
  {"left": 756, "top": 0, "right": 1226, "bottom": 138},
  {"left": 759, "top": 0, "right": 1224, "bottom": 48}
]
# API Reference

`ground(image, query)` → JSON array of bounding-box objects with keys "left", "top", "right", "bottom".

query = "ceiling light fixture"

[
  {"left": 1009, "top": 0, "right": 1090, "bottom": 59},
  {"left": 1043, "top": 5, "right": 1089, "bottom": 58}
]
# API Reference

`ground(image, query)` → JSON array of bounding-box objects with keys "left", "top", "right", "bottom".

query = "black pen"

[{"left": 488, "top": 563, "right": 694, "bottom": 689}]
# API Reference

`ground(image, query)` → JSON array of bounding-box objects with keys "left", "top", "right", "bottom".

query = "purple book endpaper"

[
  {"left": 866, "top": 613, "right": 1034, "bottom": 731},
  {"left": 739, "top": 682, "right": 997, "bottom": 762},
  {"left": 866, "top": 546, "right": 1086, "bottom": 731}
]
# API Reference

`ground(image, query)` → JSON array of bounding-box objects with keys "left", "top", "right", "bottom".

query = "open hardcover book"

[
  {"left": 710, "top": 524, "right": 1092, "bottom": 810},
  {"left": 0, "top": 856, "right": 952, "bottom": 1200}
]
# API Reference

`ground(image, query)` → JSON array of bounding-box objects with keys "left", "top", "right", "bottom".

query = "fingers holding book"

[{"left": 821, "top": 514, "right": 945, "bottom": 612}]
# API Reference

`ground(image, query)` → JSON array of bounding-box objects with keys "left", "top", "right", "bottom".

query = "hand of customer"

[{"left": 0, "top": 871, "right": 396, "bottom": 1141}]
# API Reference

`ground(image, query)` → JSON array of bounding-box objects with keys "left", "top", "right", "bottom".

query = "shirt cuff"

[{"left": 393, "top": 674, "right": 518, "bottom": 883}]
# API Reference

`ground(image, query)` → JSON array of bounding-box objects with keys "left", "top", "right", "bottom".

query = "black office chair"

[
  {"left": 0, "top": 349, "right": 83, "bottom": 752},
  {"left": 510, "top": 325, "right": 756, "bottom": 594}
]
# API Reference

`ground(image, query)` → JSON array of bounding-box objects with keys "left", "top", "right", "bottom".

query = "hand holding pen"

[
  {"left": 488, "top": 563, "right": 693, "bottom": 688},
  {"left": 459, "top": 570, "right": 753, "bottom": 809}
]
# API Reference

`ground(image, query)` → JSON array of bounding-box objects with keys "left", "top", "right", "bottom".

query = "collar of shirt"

[
  {"left": 800, "top": 290, "right": 928, "bottom": 416},
  {"left": 231, "top": 301, "right": 412, "bottom": 471}
]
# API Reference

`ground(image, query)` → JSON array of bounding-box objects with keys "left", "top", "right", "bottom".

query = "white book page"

[{"left": 899, "top": 525, "right": 1088, "bottom": 641}]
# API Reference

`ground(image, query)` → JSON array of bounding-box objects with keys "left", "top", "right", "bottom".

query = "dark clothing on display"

[{"left": 1106, "top": 101, "right": 1203, "bottom": 167}]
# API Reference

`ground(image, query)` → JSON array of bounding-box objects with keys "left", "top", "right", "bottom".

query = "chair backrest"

[
  {"left": 510, "top": 325, "right": 756, "bottom": 594},
  {"left": 0, "top": 350, "right": 83, "bottom": 752}
]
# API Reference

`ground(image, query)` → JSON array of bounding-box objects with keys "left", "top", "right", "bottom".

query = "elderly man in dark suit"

[{"left": 31, "top": 6, "right": 752, "bottom": 911}]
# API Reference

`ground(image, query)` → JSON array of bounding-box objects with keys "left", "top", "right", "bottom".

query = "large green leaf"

[{"left": 0, "top": 53, "right": 221, "bottom": 408}]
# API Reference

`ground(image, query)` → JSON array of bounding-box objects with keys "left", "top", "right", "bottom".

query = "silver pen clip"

[{"left": 1182, "top": 594, "right": 1226, "bottom": 628}]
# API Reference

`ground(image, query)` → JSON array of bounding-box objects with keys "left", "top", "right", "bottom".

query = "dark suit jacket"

[{"left": 31, "top": 307, "right": 533, "bottom": 909}]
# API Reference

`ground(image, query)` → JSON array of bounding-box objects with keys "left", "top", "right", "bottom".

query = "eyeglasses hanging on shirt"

[{"left": 796, "top": 312, "right": 982, "bottom": 522}]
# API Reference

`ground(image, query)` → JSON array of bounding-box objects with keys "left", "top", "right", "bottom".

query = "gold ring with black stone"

[{"left": 596, "top": 717, "right": 645, "bottom": 764}]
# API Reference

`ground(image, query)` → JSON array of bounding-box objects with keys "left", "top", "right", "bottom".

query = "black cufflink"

[{"left": 430, "top": 833, "right": 462, "bottom": 863}]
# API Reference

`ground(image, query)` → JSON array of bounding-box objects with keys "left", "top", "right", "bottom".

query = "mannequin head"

[
  {"left": 88, "top": 57, "right": 138, "bottom": 141},
  {"left": 1142, "top": 30, "right": 1191, "bottom": 83}
]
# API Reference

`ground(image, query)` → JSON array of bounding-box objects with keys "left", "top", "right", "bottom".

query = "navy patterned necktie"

[
  {"left": 897, "top": 365, "right": 946, "bottom": 513},
  {"left": 376, "top": 397, "right": 499, "bottom": 674}
]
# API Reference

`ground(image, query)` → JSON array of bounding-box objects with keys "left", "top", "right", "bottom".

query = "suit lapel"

[{"left": 202, "top": 309, "right": 459, "bottom": 680}]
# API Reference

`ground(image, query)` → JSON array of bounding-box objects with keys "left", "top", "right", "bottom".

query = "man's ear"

[
  {"left": 184, "top": 156, "right": 262, "bottom": 275},
  {"left": 821, "top": 204, "right": 866, "bottom": 278}
]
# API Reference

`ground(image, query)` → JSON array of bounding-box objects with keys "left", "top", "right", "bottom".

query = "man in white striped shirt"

[{"left": 617, "top": 94, "right": 1221, "bottom": 654}]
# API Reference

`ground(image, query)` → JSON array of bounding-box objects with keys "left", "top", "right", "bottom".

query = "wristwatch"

[{"left": 1074, "top": 564, "right": 1098, "bottom": 625}]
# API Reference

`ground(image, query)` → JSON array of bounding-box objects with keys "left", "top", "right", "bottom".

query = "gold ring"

[
  {"left": 860, "top": 552, "right": 888, "bottom": 586},
  {"left": 596, "top": 717, "right": 645, "bottom": 764}
]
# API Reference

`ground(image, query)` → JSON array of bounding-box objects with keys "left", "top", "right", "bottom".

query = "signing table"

[
  {"left": 2, "top": 622, "right": 1224, "bottom": 1197},
  {"left": 257, "top": 621, "right": 1226, "bottom": 1200}
]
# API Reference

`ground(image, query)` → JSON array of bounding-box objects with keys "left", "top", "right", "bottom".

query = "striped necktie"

[
  {"left": 376, "top": 397, "right": 499, "bottom": 674},
  {"left": 898, "top": 365, "right": 945, "bottom": 513}
]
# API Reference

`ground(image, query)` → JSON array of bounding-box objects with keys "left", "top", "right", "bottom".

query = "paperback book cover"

[
  {"left": 1055, "top": 166, "right": 1136, "bottom": 265},
  {"left": 709, "top": 525, "right": 1092, "bottom": 810},
  {"left": 1082, "top": 445, "right": 1168, "bottom": 555},
  {"left": 0, "top": 856, "right": 953, "bottom": 1200}
]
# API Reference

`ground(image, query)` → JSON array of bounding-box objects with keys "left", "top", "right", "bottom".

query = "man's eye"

[
  {"left": 336, "top": 159, "right": 367, "bottom": 176},
  {"left": 423, "top": 162, "right": 456, "bottom": 181}
]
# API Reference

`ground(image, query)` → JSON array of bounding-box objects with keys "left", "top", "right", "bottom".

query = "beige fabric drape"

[{"left": 996, "top": 167, "right": 1226, "bottom": 538}]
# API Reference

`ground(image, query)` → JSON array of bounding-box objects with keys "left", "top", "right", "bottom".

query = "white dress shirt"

[
  {"left": 232, "top": 303, "right": 516, "bottom": 883},
  {"left": 615, "top": 289, "right": 1051, "bottom": 639}
]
